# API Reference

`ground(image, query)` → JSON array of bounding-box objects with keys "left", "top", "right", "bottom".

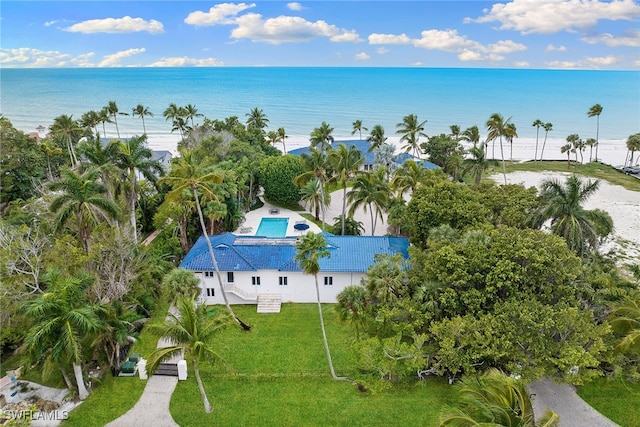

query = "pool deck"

[{"left": 236, "top": 199, "right": 322, "bottom": 237}]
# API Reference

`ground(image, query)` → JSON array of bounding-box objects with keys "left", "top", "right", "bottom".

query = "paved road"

[{"left": 528, "top": 377, "right": 619, "bottom": 427}]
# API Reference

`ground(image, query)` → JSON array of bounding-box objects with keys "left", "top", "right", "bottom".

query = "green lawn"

[
  {"left": 169, "top": 304, "right": 455, "bottom": 426},
  {"left": 578, "top": 376, "right": 640, "bottom": 427}
]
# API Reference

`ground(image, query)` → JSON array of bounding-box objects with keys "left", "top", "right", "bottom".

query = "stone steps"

[
  {"left": 256, "top": 294, "right": 282, "bottom": 314},
  {"left": 155, "top": 363, "right": 179, "bottom": 377}
]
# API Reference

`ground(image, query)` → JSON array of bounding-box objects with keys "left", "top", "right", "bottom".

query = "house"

[
  {"left": 179, "top": 232, "right": 410, "bottom": 306},
  {"left": 288, "top": 139, "right": 438, "bottom": 171}
]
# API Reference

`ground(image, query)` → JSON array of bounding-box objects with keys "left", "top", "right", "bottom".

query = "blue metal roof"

[
  {"left": 288, "top": 139, "right": 439, "bottom": 169},
  {"left": 180, "top": 232, "right": 410, "bottom": 273}
]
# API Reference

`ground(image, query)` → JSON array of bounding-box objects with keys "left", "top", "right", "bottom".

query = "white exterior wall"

[{"left": 195, "top": 270, "right": 365, "bottom": 305}]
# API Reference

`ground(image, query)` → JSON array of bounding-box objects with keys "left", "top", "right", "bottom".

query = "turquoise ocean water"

[{"left": 1, "top": 67, "right": 638, "bottom": 163}]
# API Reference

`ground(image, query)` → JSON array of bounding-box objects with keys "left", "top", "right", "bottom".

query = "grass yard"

[
  {"left": 169, "top": 304, "right": 455, "bottom": 426},
  {"left": 578, "top": 376, "right": 640, "bottom": 427}
]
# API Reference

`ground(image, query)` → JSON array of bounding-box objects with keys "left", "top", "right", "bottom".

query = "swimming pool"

[{"left": 256, "top": 218, "right": 289, "bottom": 238}]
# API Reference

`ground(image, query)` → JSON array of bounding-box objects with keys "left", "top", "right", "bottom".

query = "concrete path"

[
  {"left": 105, "top": 375, "right": 179, "bottom": 427},
  {"left": 528, "top": 377, "right": 619, "bottom": 427}
]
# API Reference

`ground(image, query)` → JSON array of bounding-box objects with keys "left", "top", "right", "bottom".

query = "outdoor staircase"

[
  {"left": 154, "top": 362, "right": 178, "bottom": 377},
  {"left": 256, "top": 294, "right": 282, "bottom": 314}
]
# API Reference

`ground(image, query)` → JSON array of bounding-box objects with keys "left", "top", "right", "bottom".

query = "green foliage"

[
  {"left": 259, "top": 154, "right": 305, "bottom": 205},
  {"left": 162, "top": 268, "right": 201, "bottom": 301},
  {"left": 422, "top": 133, "right": 464, "bottom": 170},
  {"left": 406, "top": 179, "right": 489, "bottom": 247},
  {"left": 477, "top": 183, "right": 540, "bottom": 228},
  {"left": 329, "top": 215, "right": 364, "bottom": 236}
]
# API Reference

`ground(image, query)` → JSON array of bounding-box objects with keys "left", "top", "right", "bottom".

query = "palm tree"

[
  {"left": 586, "top": 138, "right": 596, "bottom": 163},
  {"left": 106, "top": 101, "right": 127, "bottom": 139},
  {"left": 539, "top": 122, "right": 553, "bottom": 161},
  {"left": 300, "top": 178, "right": 330, "bottom": 221},
  {"left": 532, "top": 119, "right": 544, "bottom": 162},
  {"left": 266, "top": 130, "right": 280, "bottom": 147},
  {"left": 336, "top": 285, "right": 369, "bottom": 340},
  {"left": 567, "top": 134, "right": 585, "bottom": 164},
  {"left": 367, "top": 124, "right": 387, "bottom": 152},
  {"left": 506, "top": 122, "right": 518, "bottom": 164},
  {"left": 80, "top": 110, "right": 101, "bottom": 137},
  {"left": 347, "top": 168, "right": 389, "bottom": 235},
  {"left": 92, "top": 301, "right": 142, "bottom": 370},
  {"left": 245, "top": 107, "right": 269, "bottom": 130},
  {"left": 184, "top": 104, "right": 203, "bottom": 129},
  {"left": 449, "top": 124, "right": 461, "bottom": 140},
  {"left": 310, "top": 121, "right": 334, "bottom": 151},
  {"left": 295, "top": 232, "right": 351, "bottom": 382},
  {"left": 328, "top": 143, "right": 363, "bottom": 235},
  {"left": 132, "top": 104, "right": 153, "bottom": 134},
  {"left": 97, "top": 107, "right": 112, "bottom": 139},
  {"left": 396, "top": 114, "right": 428, "bottom": 159},
  {"left": 588, "top": 104, "right": 603, "bottom": 162},
  {"left": 41, "top": 139, "right": 64, "bottom": 180},
  {"left": 22, "top": 271, "right": 102, "bottom": 400},
  {"left": 390, "top": 159, "right": 428, "bottom": 200},
  {"left": 439, "top": 369, "right": 559, "bottom": 426},
  {"left": 460, "top": 125, "right": 480, "bottom": 148},
  {"left": 625, "top": 133, "right": 640, "bottom": 167},
  {"left": 294, "top": 147, "right": 332, "bottom": 228},
  {"left": 277, "top": 127, "right": 288, "bottom": 154},
  {"left": 163, "top": 103, "right": 183, "bottom": 125},
  {"left": 50, "top": 114, "right": 82, "bottom": 168},
  {"left": 462, "top": 145, "right": 499, "bottom": 186},
  {"left": 486, "top": 113, "right": 511, "bottom": 184},
  {"left": 560, "top": 143, "right": 572, "bottom": 169},
  {"left": 159, "top": 150, "right": 249, "bottom": 330},
  {"left": 110, "top": 135, "right": 164, "bottom": 244},
  {"left": 351, "top": 119, "right": 368, "bottom": 140},
  {"left": 77, "top": 136, "right": 119, "bottom": 202},
  {"left": 609, "top": 291, "right": 640, "bottom": 355},
  {"left": 171, "top": 117, "right": 190, "bottom": 140},
  {"left": 49, "top": 167, "right": 119, "bottom": 252},
  {"left": 147, "top": 298, "right": 232, "bottom": 413},
  {"left": 530, "top": 175, "right": 614, "bottom": 257}
]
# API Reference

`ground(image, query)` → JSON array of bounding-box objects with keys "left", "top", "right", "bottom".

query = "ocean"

[{"left": 1, "top": 67, "right": 638, "bottom": 165}]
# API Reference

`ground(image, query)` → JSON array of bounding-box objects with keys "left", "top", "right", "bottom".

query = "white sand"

[{"left": 492, "top": 171, "right": 640, "bottom": 265}]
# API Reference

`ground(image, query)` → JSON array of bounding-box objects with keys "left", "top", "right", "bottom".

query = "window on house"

[
  {"left": 204, "top": 271, "right": 214, "bottom": 277},
  {"left": 227, "top": 272, "right": 234, "bottom": 283},
  {"left": 279, "top": 276, "right": 288, "bottom": 286},
  {"left": 252, "top": 276, "right": 261, "bottom": 286},
  {"left": 206, "top": 288, "right": 215, "bottom": 297},
  {"left": 324, "top": 276, "right": 333, "bottom": 286}
]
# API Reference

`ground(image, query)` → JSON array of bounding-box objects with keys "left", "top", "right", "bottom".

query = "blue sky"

[{"left": 1, "top": 1, "right": 639, "bottom": 69}]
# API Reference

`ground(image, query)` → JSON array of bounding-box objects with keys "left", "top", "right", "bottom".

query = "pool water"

[{"left": 256, "top": 218, "right": 289, "bottom": 238}]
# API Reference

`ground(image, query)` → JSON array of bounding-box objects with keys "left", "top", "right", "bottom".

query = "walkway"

[{"left": 528, "top": 377, "right": 619, "bottom": 427}]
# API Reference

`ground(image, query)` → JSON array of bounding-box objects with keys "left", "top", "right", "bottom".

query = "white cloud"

[
  {"left": 287, "top": 2, "right": 303, "bottom": 11},
  {"left": 546, "top": 55, "right": 620, "bottom": 69},
  {"left": 185, "top": 3, "right": 256, "bottom": 26},
  {"left": 513, "top": 60, "right": 530, "bottom": 67},
  {"left": 411, "top": 62, "right": 424, "bottom": 66},
  {"left": 582, "top": 30, "right": 640, "bottom": 47},
  {"left": 546, "top": 44, "right": 567, "bottom": 52},
  {"left": 98, "top": 48, "right": 145, "bottom": 67},
  {"left": 64, "top": 16, "right": 164, "bottom": 34},
  {"left": 148, "top": 57, "right": 224, "bottom": 67},
  {"left": 354, "top": 52, "right": 370, "bottom": 60},
  {"left": 368, "top": 33, "right": 411, "bottom": 45},
  {"left": 466, "top": 0, "right": 640, "bottom": 35},
  {"left": 376, "top": 47, "right": 390, "bottom": 54},
  {"left": 0, "top": 47, "right": 95, "bottom": 67},
  {"left": 458, "top": 49, "right": 485, "bottom": 61},
  {"left": 634, "top": 60, "right": 640, "bottom": 67},
  {"left": 411, "top": 29, "right": 526, "bottom": 61},
  {"left": 44, "top": 20, "right": 57, "bottom": 27},
  {"left": 413, "top": 29, "right": 473, "bottom": 51},
  {"left": 230, "top": 13, "right": 361, "bottom": 44}
]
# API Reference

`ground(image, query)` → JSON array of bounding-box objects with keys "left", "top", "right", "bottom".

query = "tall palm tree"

[
  {"left": 132, "top": 104, "right": 154, "bottom": 134},
  {"left": 300, "top": 178, "right": 330, "bottom": 221},
  {"left": 184, "top": 104, "right": 203, "bottom": 129},
  {"left": 347, "top": 168, "right": 389, "bottom": 236},
  {"left": 530, "top": 174, "right": 614, "bottom": 257},
  {"left": 625, "top": 133, "right": 640, "bottom": 167},
  {"left": 396, "top": 114, "right": 428, "bottom": 159},
  {"left": 77, "top": 136, "right": 119, "bottom": 202},
  {"left": 449, "top": 124, "right": 461, "bottom": 140},
  {"left": 265, "top": 130, "right": 280, "bottom": 148},
  {"left": 390, "top": 159, "right": 428, "bottom": 200},
  {"left": 506, "top": 122, "right": 518, "bottom": 164},
  {"left": 41, "top": 139, "right": 64, "bottom": 180},
  {"left": 80, "top": 110, "right": 101, "bottom": 138},
  {"left": 163, "top": 103, "right": 183, "bottom": 125},
  {"left": 277, "top": 127, "right": 288, "bottom": 154},
  {"left": 539, "top": 122, "right": 553, "bottom": 161},
  {"left": 328, "top": 143, "right": 363, "bottom": 235},
  {"left": 439, "top": 369, "right": 559, "bottom": 426},
  {"left": 351, "top": 119, "right": 368, "bottom": 140},
  {"left": 106, "top": 101, "right": 127, "bottom": 139},
  {"left": 50, "top": 114, "right": 82, "bottom": 168},
  {"left": 92, "top": 301, "right": 142, "bottom": 370},
  {"left": 294, "top": 147, "right": 332, "bottom": 229},
  {"left": 567, "top": 134, "right": 585, "bottom": 164},
  {"left": 110, "top": 135, "right": 164, "bottom": 244},
  {"left": 147, "top": 297, "right": 232, "bottom": 413},
  {"left": 159, "top": 150, "right": 249, "bottom": 330},
  {"left": 22, "top": 272, "right": 102, "bottom": 400},
  {"left": 486, "top": 113, "right": 511, "bottom": 184},
  {"left": 367, "top": 124, "right": 387, "bottom": 152},
  {"left": 310, "top": 121, "right": 334, "bottom": 151},
  {"left": 295, "top": 232, "right": 351, "bottom": 382},
  {"left": 462, "top": 145, "right": 499, "bottom": 186},
  {"left": 609, "top": 291, "right": 640, "bottom": 355},
  {"left": 586, "top": 138, "right": 596, "bottom": 163},
  {"left": 532, "top": 119, "right": 544, "bottom": 162},
  {"left": 560, "top": 143, "right": 572, "bottom": 169},
  {"left": 97, "top": 107, "right": 112, "bottom": 139},
  {"left": 245, "top": 107, "right": 269, "bottom": 130},
  {"left": 48, "top": 167, "right": 119, "bottom": 252},
  {"left": 588, "top": 103, "right": 603, "bottom": 162},
  {"left": 336, "top": 285, "right": 369, "bottom": 340},
  {"left": 460, "top": 125, "right": 480, "bottom": 148}
]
